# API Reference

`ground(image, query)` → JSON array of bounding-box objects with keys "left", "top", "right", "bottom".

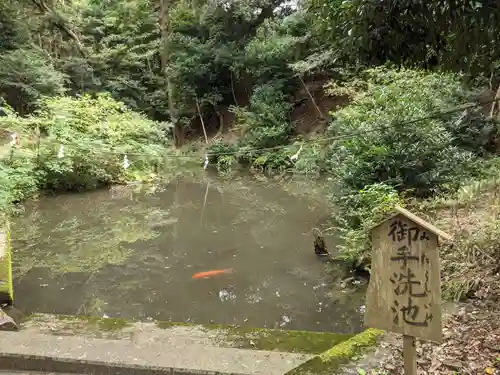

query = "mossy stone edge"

[
  {"left": 22, "top": 313, "right": 354, "bottom": 354},
  {"left": 284, "top": 328, "right": 385, "bottom": 375}
]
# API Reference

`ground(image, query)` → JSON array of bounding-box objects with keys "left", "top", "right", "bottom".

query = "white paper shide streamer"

[
  {"left": 57, "top": 145, "right": 65, "bottom": 159},
  {"left": 123, "top": 154, "right": 130, "bottom": 169},
  {"left": 9, "top": 132, "right": 19, "bottom": 147},
  {"left": 289, "top": 144, "right": 303, "bottom": 162},
  {"left": 203, "top": 154, "right": 209, "bottom": 170}
]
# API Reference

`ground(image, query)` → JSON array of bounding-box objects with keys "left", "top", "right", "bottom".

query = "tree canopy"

[{"left": 1, "top": 0, "right": 500, "bottom": 142}]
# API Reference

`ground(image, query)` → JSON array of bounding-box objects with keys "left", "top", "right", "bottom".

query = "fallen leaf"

[{"left": 485, "top": 368, "right": 495, "bottom": 374}]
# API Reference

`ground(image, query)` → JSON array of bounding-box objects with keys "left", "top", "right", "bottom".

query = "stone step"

[
  {"left": 0, "top": 371, "right": 81, "bottom": 375},
  {"left": 0, "top": 331, "right": 312, "bottom": 375}
]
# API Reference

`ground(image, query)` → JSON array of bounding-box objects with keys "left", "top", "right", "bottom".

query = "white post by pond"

[{"left": 364, "top": 206, "right": 451, "bottom": 374}]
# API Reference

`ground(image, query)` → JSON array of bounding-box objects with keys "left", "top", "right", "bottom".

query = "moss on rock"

[
  {"left": 156, "top": 320, "right": 353, "bottom": 354},
  {"left": 23, "top": 313, "right": 133, "bottom": 338},
  {"left": 285, "top": 328, "right": 384, "bottom": 374},
  {"left": 219, "top": 326, "right": 352, "bottom": 354},
  {"left": 23, "top": 313, "right": 356, "bottom": 356}
]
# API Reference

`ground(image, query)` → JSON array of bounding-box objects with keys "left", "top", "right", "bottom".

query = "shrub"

[
  {"left": 0, "top": 93, "right": 168, "bottom": 201},
  {"left": 326, "top": 67, "right": 477, "bottom": 198},
  {"left": 207, "top": 141, "right": 238, "bottom": 172},
  {"left": 250, "top": 148, "right": 292, "bottom": 171},
  {"left": 236, "top": 81, "right": 293, "bottom": 151},
  {"left": 446, "top": 107, "right": 500, "bottom": 156},
  {"left": 332, "top": 183, "right": 403, "bottom": 263}
]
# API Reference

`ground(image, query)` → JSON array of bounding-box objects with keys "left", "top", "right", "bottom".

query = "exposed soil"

[{"left": 183, "top": 76, "right": 350, "bottom": 143}]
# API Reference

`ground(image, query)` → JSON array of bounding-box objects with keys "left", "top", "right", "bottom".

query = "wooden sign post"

[{"left": 364, "top": 206, "right": 451, "bottom": 375}]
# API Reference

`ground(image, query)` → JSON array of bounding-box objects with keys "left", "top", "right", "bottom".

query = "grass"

[{"left": 411, "top": 175, "right": 500, "bottom": 301}]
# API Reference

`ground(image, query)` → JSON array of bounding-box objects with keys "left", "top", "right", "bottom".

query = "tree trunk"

[
  {"left": 159, "top": 0, "right": 180, "bottom": 146},
  {"left": 195, "top": 97, "right": 209, "bottom": 144},
  {"left": 489, "top": 84, "right": 500, "bottom": 119},
  {"left": 298, "top": 74, "right": 325, "bottom": 120},
  {"left": 31, "top": 0, "right": 85, "bottom": 57}
]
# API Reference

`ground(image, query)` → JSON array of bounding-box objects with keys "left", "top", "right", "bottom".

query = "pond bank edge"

[
  {"left": 284, "top": 328, "right": 385, "bottom": 375},
  {"left": 20, "top": 313, "right": 353, "bottom": 354}
]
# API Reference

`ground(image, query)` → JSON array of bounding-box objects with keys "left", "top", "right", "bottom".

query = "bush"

[
  {"left": 0, "top": 93, "right": 168, "bottom": 203},
  {"left": 446, "top": 107, "right": 500, "bottom": 156},
  {"left": 250, "top": 148, "right": 292, "bottom": 171},
  {"left": 0, "top": 49, "right": 66, "bottom": 114},
  {"left": 207, "top": 141, "right": 238, "bottom": 172},
  {"left": 292, "top": 141, "right": 328, "bottom": 175},
  {"left": 325, "top": 67, "right": 498, "bottom": 267},
  {"left": 332, "top": 183, "right": 404, "bottom": 263},
  {"left": 236, "top": 81, "right": 293, "bottom": 151},
  {"left": 326, "top": 67, "right": 477, "bottom": 198}
]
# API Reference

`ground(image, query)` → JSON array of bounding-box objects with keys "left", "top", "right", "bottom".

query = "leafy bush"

[
  {"left": 325, "top": 67, "right": 499, "bottom": 267},
  {"left": 236, "top": 81, "right": 293, "bottom": 150},
  {"left": 292, "top": 142, "right": 327, "bottom": 175},
  {"left": 332, "top": 183, "right": 403, "bottom": 263},
  {"left": 326, "top": 67, "right": 477, "bottom": 198},
  {"left": 207, "top": 140, "right": 238, "bottom": 172},
  {"left": 0, "top": 94, "right": 168, "bottom": 203},
  {"left": 446, "top": 107, "right": 500, "bottom": 156},
  {"left": 0, "top": 49, "right": 66, "bottom": 114},
  {"left": 250, "top": 149, "right": 292, "bottom": 171},
  {"left": 0, "top": 151, "right": 39, "bottom": 211}
]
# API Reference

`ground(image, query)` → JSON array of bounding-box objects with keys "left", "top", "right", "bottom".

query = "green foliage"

[
  {"left": 0, "top": 2, "right": 28, "bottom": 53},
  {"left": 292, "top": 142, "right": 327, "bottom": 175},
  {"left": 207, "top": 141, "right": 238, "bottom": 171},
  {"left": 0, "top": 152, "right": 39, "bottom": 209},
  {"left": 323, "top": 68, "right": 499, "bottom": 267},
  {"left": 0, "top": 49, "right": 66, "bottom": 114},
  {"left": 237, "top": 81, "right": 293, "bottom": 149},
  {"left": 332, "top": 183, "right": 403, "bottom": 262},
  {"left": 326, "top": 67, "right": 476, "bottom": 197},
  {"left": 249, "top": 149, "right": 292, "bottom": 171},
  {"left": 0, "top": 94, "right": 167, "bottom": 208},
  {"left": 77, "top": 0, "right": 164, "bottom": 117},
  {"left": 306, "top": 0, "right": 500, "bottom": 76},
  {"left": 446, "top": 108, "right": 500, "bottom": 157},
  {"left": 244, "top": 16, "right": 305, "bottom": 84}
]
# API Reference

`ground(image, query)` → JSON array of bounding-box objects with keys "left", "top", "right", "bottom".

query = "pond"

[{"left": 11, "top": 173, "right": 365, "bottom": 333}]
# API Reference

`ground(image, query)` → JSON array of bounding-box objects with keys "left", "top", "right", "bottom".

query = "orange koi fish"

[{"left": 192, "top": 269, "right": 233, "bottom": 279}]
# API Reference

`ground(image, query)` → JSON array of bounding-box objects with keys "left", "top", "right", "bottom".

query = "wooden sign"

[{"left": 365, "top": 206, "right": 450, "bottom": 343}]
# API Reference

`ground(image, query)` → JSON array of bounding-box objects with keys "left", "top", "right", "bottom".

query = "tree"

[
  {"left": 159, "top": 0, "right": 179, "bottom": 144},
  {"left": 306, "top": 0, "right": 500, "bottom": 76}
]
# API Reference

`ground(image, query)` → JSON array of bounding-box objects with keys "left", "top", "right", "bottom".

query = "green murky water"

[{"left": 11, "top": 173, "right": 364, "bottom": 332}]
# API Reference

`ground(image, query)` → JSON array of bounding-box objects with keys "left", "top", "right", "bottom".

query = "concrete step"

[
  {"left": 0, "top": 331, "right": 312, "bottom": 375},
  {"left": 0, "top": 372, "right": 81, "bottom": 375}
]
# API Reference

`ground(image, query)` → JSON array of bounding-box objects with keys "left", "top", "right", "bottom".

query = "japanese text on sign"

[
  {"left": 364, "top": 211, "right": 443, "bottom": 343},
  {"left": 389, "top": 220, "right": 433, "bottom": 328}
]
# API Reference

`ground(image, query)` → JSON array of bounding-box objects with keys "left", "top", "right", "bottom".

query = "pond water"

[{"left": 11, "top": 173, "right": 365, "bottom": 333}]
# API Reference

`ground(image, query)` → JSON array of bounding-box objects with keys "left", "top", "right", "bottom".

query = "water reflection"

[{"left": 11, "top": 174, "right": 364, "bottom": 332}]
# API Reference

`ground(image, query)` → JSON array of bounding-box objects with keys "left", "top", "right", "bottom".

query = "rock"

[{"left": 0, "top": 307, "right": 18, "bottom": 331}]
